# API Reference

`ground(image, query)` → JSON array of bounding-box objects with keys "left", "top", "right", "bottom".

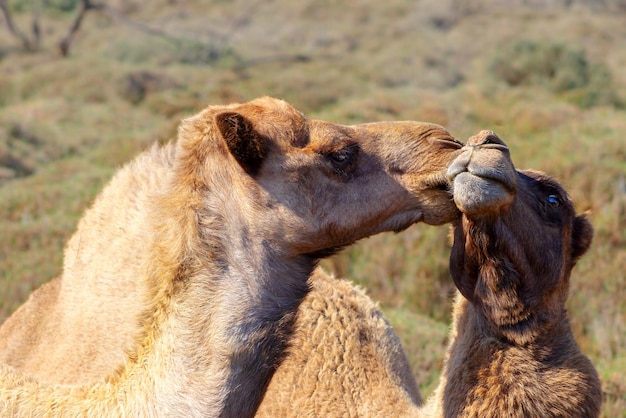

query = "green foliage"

[
  {"left": 490, "top": 40, "right": 621, "bottom": 108},
  {"left": 47, "top": 0, "right": 79, "bottom": 12},
  {"left": 384, "top": 308, "right": 449, "bottom": 395},
  {"left": 9, "top": 0, "right": 78, "bottom": 13},
  {"left": 323, "top": 225, "right": 455, "bottom": 323},
  {"left": 7, "top": 0, "right": 31, "bottom": 13}
]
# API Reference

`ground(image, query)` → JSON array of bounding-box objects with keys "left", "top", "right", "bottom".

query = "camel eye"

[
  {"left": 326, "top": 145, "right": 359, "bottom": 171},
  {"left": 330, "top": 150, "right": 350, "bottom": 164},
  {"left": 547, "top": 195, "right": 560, "bottom": 208}
]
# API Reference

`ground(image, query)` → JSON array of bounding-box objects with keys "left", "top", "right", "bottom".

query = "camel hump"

[{"left": 257, "top": 268, "right": 422, "bottom": 417}]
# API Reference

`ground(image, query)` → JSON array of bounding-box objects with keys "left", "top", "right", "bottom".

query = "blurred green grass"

[{"left": 1, "top": 0, "right": 625, "bottom": 415}]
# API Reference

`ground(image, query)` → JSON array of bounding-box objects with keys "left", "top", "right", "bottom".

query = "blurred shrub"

[
  {"left": 0, "top": 119, "right": 67, "bottom": 185},
  {"left": 108, "top": 36, "right": 235, "bottom": 67},
  {"left": 490, "top": 40, "right": 621, "bottom": 108},
  {"left": 9, "top": 0, "right": 78, "bottom": 13},
  {"left": 119, "top": 70, "right": 180, "bottom": 104},
  {"left": 7, "top": 0, "right": 32, "bottom": 13},
  {"left": 46, "top": 0, "right": 79, "bottom": 12}
]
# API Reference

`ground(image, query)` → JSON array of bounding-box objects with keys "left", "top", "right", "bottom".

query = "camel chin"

[{"left": 452, "top": 172, "right": 514, "bottom": 216}]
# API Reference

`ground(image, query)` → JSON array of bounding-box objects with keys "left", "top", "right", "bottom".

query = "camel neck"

[
  {"left": 185, "top": 246, "right": 313, "bottom": 417},
  {"left": 453, "top": 215, "right": 568, "bottom": 346},
  {"left": 459, "top": 288, "right": 573, "bottom": 356},
  {"left": 137, "top": 200, "right": 315, "bottom": 416}
]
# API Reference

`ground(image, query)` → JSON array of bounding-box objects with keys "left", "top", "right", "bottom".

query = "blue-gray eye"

[{"left": 547, "top": 195, "right": 560, "bottom": 207}]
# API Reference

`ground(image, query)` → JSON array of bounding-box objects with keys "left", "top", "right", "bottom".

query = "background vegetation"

[{"left": 1, "top": 0, "right": 625, "bottom": 415}]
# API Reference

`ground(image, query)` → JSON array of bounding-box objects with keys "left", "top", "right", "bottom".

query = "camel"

[
  {"left": 255, "top": 130, "right": 601, "bottom": 418},
  {"left": 0, "top": 96, "right": 464, "bottom": 417},
  {"left": 421, "top": 130, "right": 602, "bottom": 417}
]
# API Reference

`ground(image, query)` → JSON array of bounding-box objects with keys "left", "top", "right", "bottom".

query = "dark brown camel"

[{"left": 422, "top": 130, "right": 602, "bottom": 417}]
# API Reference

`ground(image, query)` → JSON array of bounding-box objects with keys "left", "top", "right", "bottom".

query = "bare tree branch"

[
  {"left": 31, "top": 0, "right": 41, "bottom": 49},
  {"left": 56, "top": 0, "right": 330, "bottom": 73},
  {"left": 57, "top": 0, "right": 267, "bottom": 58},
  {"left": 59, "top": 0, "right": 104, "bottom": 56},
  {"left": 97, "top": 4, "right": 184, "bottom": 45},
  {"left": 60, "top": 0, "right": 198, "bottom": 56},
  {"left": 0, "top": 0, "right": 35, "bottom": 51}
]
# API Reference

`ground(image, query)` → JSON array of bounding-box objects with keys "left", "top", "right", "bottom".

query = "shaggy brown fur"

[
  {"left": 0, "top": 97, "right": 463, "bottom": 417},
  {"left": 255, "top": 268, "right": 422, "bottom": 418},
  {"left": 422, "top": 130, "right": 602, "bottom": 417}
]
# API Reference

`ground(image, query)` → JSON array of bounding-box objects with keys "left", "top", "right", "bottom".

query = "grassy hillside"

[{"left": 1, "top": 0, "right": 625, "bottom": 415}]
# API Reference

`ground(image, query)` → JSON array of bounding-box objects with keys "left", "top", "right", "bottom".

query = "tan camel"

[
  {"left": 422, "top": 130, "right": 602, "bottom": 417},
  {"left": 0, "top": 96, "right": 464, "bottom": 417}
]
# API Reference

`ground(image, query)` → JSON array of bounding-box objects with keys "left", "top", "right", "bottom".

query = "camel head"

[
  {"left": 446, "top": 130, "right": 593, "bottom": 344},
  {"left": 175, "top": 96, "right": 463, "bottom": 259}
]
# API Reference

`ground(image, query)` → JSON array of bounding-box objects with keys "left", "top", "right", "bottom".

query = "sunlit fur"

[
  {"left": 256, "top": 268, "right": 422, "bottom": 417},
  {"left": 422, "top": 131, "right": 601, "bottom": 418},
  {"left": 0, "top": 97, "right": 462, "bottom": 417}
]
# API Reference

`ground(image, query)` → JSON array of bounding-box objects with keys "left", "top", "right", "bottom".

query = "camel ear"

[
  {"left": 215, "top": 111, "right": 267, "bottom": 176},
  {"left": 449, "top": 223, "right": 478, "bottom": 302},
  {"left": 572, "top": 213, "right": 593, "bottom": 262}
]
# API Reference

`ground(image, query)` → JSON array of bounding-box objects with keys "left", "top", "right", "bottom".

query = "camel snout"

[{"left": 447, "top": 130, "right": 518, "bottom": 216}]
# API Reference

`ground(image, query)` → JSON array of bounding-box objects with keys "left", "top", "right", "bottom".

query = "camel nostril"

[
  {"left": 467, "top": 130, "right": 495, "bottom": 147},
  {"left": 466, "top": 130, "right": 508, "bottom": 148},
  {"left": 483, "top": 134, "right": 502, "bottom": 145}
]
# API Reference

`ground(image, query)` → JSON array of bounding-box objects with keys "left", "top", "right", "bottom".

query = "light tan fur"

[
  {"left": 0, "top": 97, "right": 463, "bottom": 417},
  {"left": 422, "top": 130, "right": 602, "bottom": 417},
  {"left": 256, "top": 269, "right": 422, "bottom": 418}
]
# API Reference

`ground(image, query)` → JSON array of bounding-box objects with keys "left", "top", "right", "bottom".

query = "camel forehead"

[
  {"left": 304, "top": 121, "right": 355, "bottom": 149},
  {"left": 254, "top": 114, "right": 355, "bottom": 151},
  {"left": 519, "top": 169, "right": 569, "bottom": 197}
]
